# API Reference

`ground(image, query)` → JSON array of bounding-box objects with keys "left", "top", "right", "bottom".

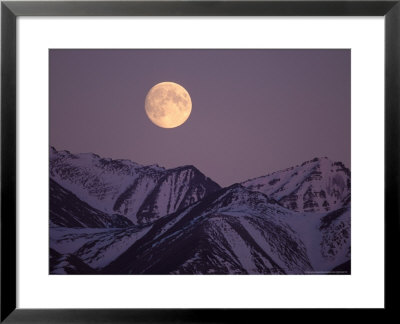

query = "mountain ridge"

[
  {"left": 49, "top": 148, "right": 351, "bottom": 275},
  {"left": 103, "top": 184, "right": 314, "bottom": 274},
  {"left": 50, "top": 147, "right": 221, "bottom": 225},
  {"left": 242, "top": 157, "right": 350, "bottom": 212}
]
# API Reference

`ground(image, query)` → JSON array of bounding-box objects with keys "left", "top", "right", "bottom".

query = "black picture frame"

[{"left": 1, "top": 0, "right": 399, "bottom": 322}]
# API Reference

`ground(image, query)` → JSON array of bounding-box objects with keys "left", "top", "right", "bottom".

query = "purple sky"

[{"left": 50, "top": 49, "right": 350, "bottom": 187}]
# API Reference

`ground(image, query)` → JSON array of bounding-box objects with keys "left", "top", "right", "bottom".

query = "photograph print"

[{"left": 49, "top": 49, "right": 351, "bottom": 275}]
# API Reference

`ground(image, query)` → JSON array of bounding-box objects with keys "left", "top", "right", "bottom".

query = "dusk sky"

[{"left": 49, "top": 49, "right": 350, "bottom": 187}]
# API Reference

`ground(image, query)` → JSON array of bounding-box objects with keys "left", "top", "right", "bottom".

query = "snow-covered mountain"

[
  {"left": 272, "top": 202, "right": 351, "bottom": 272},
  {"left": 49, "top": 150, "right": 351, "bottom": 275},
  {"left": 103, "top": 184, "right": 314, "bottom": 274},
  {"left": 50, "top": 248, "right": 97, "bottom": 274},
  {"left": 319, "top": 206, "right": 351, "bottom": 265},
  {"left": 115, "top": 165, "right": 221, "bottom": 225},
  {"left": 50, "top": 147, "right": 220, "bottom": 224},
  {"left": 242, "top": 157, "right": 350, "bottom": 212},
  {"left": 50, "top": 179, "right": 133, "bottom": 228},
  {"left": 50, "top": 226, "right": 152, "bottom": 270},
  {"left": 102, "top": 184, "right": 350, "bottom": 275}
]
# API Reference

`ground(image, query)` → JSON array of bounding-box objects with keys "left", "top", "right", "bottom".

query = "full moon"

[{"left": 145, "top": 82, "right": 192, "bottom": 128}]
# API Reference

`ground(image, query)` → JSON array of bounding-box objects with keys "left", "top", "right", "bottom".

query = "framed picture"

[{"left": 1, "top": 0, "right": 398, "bottom": 321}]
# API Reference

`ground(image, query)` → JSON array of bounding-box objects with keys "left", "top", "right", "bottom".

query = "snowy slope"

[
  {"left": 49, "top": 151, "right": 351, "bottom": 275},
  {"left": 50, "top": 178, "right": 133, "bottom": 228},
  {"left": 135, "top": 166, "right": 221, "bottom": 224},
  {"left": 50, "top": 147, "right": 153, "bottom": 216},
  {"left": 273, "top": 205, "right": 351, "bottom": 272},
  {"left": 319, "top": 206, "right": 351, "bottom": 268},
  {"left": 103, "top": 185, "right": 314, "bottom": 274},
  {"left": 242, "top": 157, "right": 350, "bottom": 212},
  {"left": 50, "top": 147, "right": 220, "bottom": 224},
  {"left": 50, "top": 187, "right": 350, "bottom": 274},
  {"left": 50, "top": 225, "right": 152, "bottom": 270},
  {"left": 50, "top": 248, "right": 97, "bottom": 274}
]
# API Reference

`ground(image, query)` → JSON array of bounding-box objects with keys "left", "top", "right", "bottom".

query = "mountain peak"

[
  {"left": 301, "top": 156, "right": 329, "bottom": 166},
  {"left": 50, "top": 147, "right": 221, "bottom": 225},
  {"left": 242, "top": 157, "right": 350, "bottom": 212},
  {"left": 167, "top": 164, "right": 200, "bottom": 174},
  {"left": 226, "top": 182, "right": 245, "bottom": 190},
  {"left": 50, "top": 151, "right": 351, "bottom": 275}
]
